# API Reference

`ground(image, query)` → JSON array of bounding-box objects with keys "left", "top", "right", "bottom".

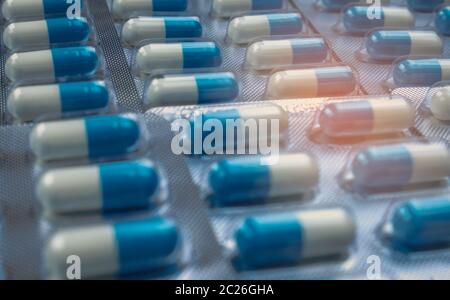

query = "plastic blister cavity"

[{"left": 420, "top": 80, "right": 450, "bottom": 123}]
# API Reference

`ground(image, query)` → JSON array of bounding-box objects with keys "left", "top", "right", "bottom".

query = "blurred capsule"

[
  {"left": 431, "top": 86, "right": 450, "bottom": 121},
  {"left": 435, "top": 6, "right": 450, "bottom": 36},
  {"left": 407, "top": 0, "right": 444, "bottom": 13},
  {"left": 393, "top": 59, "right": 450, "bottom": 87},
  {"left": 1, "top": 0, "right": 83, "bottom": 21},
  {"left": 212, "top": 0, "right": 283, "bottom": 18},
  {"left": 112, "top": 0, "right": 188, "bottom": 18}
]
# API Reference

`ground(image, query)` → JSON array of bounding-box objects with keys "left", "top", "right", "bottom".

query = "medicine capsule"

[
  {"left": 351, "top": 143, "right": 450, "bottom": 190},
  {"left": 208, "top": 154, "right": 319, "bottom": 207},
  {"left": 136, "top": 42, "right": 222, "bottom": 74},
  {"left": 30, "top": 115, "right": 141, "bottom": 161},
  {"left": 343, "top": 6, "right": 415, "bottom": 35},
  {"left": 8, "top": 81, "right": 109, "bottom": 122},
  {"left": 320, "top": 0, "right": 362, "bottom": 11},
  {"left": 212, "top": 0, "right": 283, "bottom": 18},
  {"left": 46, "top": 217, "right": 179, "bottom": 278},
  {"left": 112, "top": 0, "right": 188, "bottom": 19},
  {"left": 1, "top": 0, "right": 83, "bottom": 21},
  {"left": 37, "top": 161, "right": 159, "bottom": 215},
  {"left": 5, "top": 46, "right": 98, "bottom": 83},
  {"left": 145, "top": 73, "right": 239, "bottom": 107},
  {"left": 431, "top": 86, "right": 450, "bottom": 121},
  {"left": 235, "top": 209, "right": 356, "bottom": 269},
  {"left": 318, "top": 97, "right": 415, "bottom": 138},
  {"left": 3, "top": 17, "right": 90, "bottom": 52},
  {"left": 390, "top": 198, "right": 450, "bottom": 252},
  {"left": 246, "top": 38, "right": 328, "bottom": 71},
  {"left": 393, "top": 59, "right": 450, "bottom": 87},
  {"left": 407, "top": 0, "right": 444, "bottom": 13},
  {"left": 121, "top": 17, "right": 202, "bottom": 46},
  {"left": 436, "top": 7, "right": 450, "bottom": 36},
  {"left": 227, "top": 13, "right": 303, "bottom": 44},
  {"left": 267, "top": 66, "right": 356, "bottom": 99},
  {"left": 366, "top": 30, "right": 443, "bottom": 61}
]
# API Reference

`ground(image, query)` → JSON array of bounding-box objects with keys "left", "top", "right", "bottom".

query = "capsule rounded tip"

[
  {"left": 392, "top": 203, "right": 420, "bottom": 243},
  {"left": 29, "top": 123, "right": 47, "bottom": 159},
  {"left": 144, "top": 78, "right": 166, "bottom": 107},
  {"left": 5, "top": 53, "right": 20, "bottom": 82}
]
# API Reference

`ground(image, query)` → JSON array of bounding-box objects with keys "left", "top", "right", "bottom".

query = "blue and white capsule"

[
  {"left": 342, "top": 6, "right": 415, "bottom": 35},
  {"left": 208, "top": 154, "right": 319, "bottom": 207},
  {"left": 37, "top": 160, "right": 159, "bottom": 215},
  {"left": 407, "top": 0, "right": 444, "bottom": 13},
  {"left": 8, "top": 81, "right": 109, "bottom": 122},
  {"left": 121, "top": 17, "right": 202, "bottom": 46},
  {"left": 435, "top": 6, "right": 450, "bottom": 36},
  {"left": 267, "top": 66, "right": 356, "bottom": 99},
  {"left": 227, "top": 13, "right": 303, "bottom": 44},
  {"left": 365, "top": 30, "right": 443, "bottom": 61},
  {"left": 212, "top": 0, "right": 283, "bottom": 18},
  {"left": 235, "top": 209, "right": 356, "bottom": 269},
  {"left": 30, "top": 115, "right": 141, "bottom": 161},
  {"left": 246, "top": 38, "right": 328, "bottom": 71},
  {"left": 393, "top": 59, "right": 450, "bottom": 87},
  {"left": 3, "top": 17, "right": 90, "bottom": 52},
  {"left": 389, "top": 198, "right": 450, "bottom": 252},
  {"left": 136, "top": 42, "right": 222, "bottom": 74},
  {"left": 319, "top": 0, "right": 366, "bottom": 11},
  {"left": 112, "top": 0, "right": 188, "bottom": 19},
  {"left": 1, "top": 0, "right": 83, "bottom": 21},
  {"left": 351, "top": 143, "right": 450, "bottom": 190},
  {"left": 5, "top": 46, "right": 98, "bottom": 83},
  {"left": 145, "top": 72, "right": 239, "bottom": 107},
  {"left": 46, "top": 218, "right": 180, "bottom": 278},
  {"left": 319, "top": 97, "right": 415, "bottom": 138}
]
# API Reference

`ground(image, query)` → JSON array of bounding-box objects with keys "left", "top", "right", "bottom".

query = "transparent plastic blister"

[
  {"left": 420, "top": 80, "right": 450, "bottom": 123},
  {"left": 108, "top": 0, "right": 198, "bottom": 20}
]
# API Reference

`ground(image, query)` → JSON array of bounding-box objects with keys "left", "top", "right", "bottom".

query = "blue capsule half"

[
  {"left": 51, "top": 46, "right": 99, "bottom": 79},
  {"left": 393, "top": 59, "right": 450, "bottom": 87},
  {"left": 436, "top": 6, "right": 450, "bottom": 36},
  {"left": 252, "top": 0, "right": 283, "bottom": 10},
  {"left": 46, "top": 18, "right": 90, "bottom": 44},
  {"left": 407, "top": 0, "right": 444, "bottom": 12},
  {"left": 59, "top": 81, "right": 109, "bottom": 113}
]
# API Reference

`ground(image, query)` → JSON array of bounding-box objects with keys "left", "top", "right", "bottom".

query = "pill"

[
  {"left": 407, "top": 0, "right": 444, "bottom": 13},
  {"left": 208, "top": 154, "right": 319, "bottom": 207},
  {"left": 393, "top": 59, "right": 450, "bottom": 87},
  {"left": 246, "top": 38, "right": 328, "bottom": 71},
  {"left": 8, "top": 81, "right": 109, "bottom": 122},
  {"left": 351, "top": 143, "right": 450, "bottom": 189},
  {"left": 365, "top": 31, "right": 443, "bottom": 61},
  {"left": 212, "top": 0, "right": 283, "bottom": 18},
  {"left": 30, "top": 115, "right": 141, "bottom": 161},
  {"left": 318, "top": 97, "right": 415, "bottom": 138},
  {"left": 1, "top": 0, "right": 83, "bottom": 21},
  {"left": 3, "top": 17, "right": 90, "bottom": 52},
  {"left": 37, "top": 161, "right": 159, "bottom": 215},
  {"left": 112, "top": 0, "right": 188, "bottom": 19},
  {"left": 121, "top": 17, "right": 202, "bottom": 46},
  {"left": 46, "top": 217, "right": 179, "bottom": 278},
  {"left": 343, "top": 6, "right": 415, "bottom": 35},
  {"left": 267, "top": 66, "right": 356, "bottom": 99},
  {"left": 431, "top": 86, "right": 450, "bottom": 121},
  {"left": 435, "top": 6, "right": 450, "bottom": 36},
  {"left": 235, "top": 209, "right": 356, "bottom": 269},
  {"left": 390, "top": 198, "right": 450, "bottom": 251},
  {"left": 227, "top": 13, "right": 303, "bottom": 44},
  {"left": 136, "top": 42, "right": 222, "bottom": 73},
  {"left": 145, "top": 72, "right": 239, "bottom": 107},
  {"left": 320, "top": 0, "right": 363, "bottom": 11},
  {"left": 5, "top": 46, "right": 98, "bottom": 83}
]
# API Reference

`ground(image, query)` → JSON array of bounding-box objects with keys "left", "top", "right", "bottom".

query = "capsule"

[
  {"left": 320, "top": 0, "right": 363, "bottom": 11},
  {"left": 365, "top": 31, "right": 443, "bottom": 61},
  {"left": 246, "top": 38, "right": 328, "bottom": 71},
  {"left": 46, "top": 218, "right": 179, "bottom": 278},
  {"left": 435, "top": 7, "right": 450, "bottom": 36},
  {"left": 5, "top": 46, "right": 98, "bottom": 83},
  {"left": 112, "top": 0, "right": 188, "bottom": 19},
  {"left": 318, "top": 97, "right": 415, "bottom": 138},
  {"left": 393, "top": 59, "right": 450, "bottom": 87},
  {"left": 235, "top": 209, "right": 356, "bottom": 269},
  {"left": 351, "top": 143, "right": 450, "bottom": 189},
  {"left": 145, "top": 73, "right": 239, "bottom": 107},
  {"left": 212, "top": 0, "right": 283, "bottom": 18},
  {"left": 390, "top": 198, "right": 450, "bottom": 252},
  {"left": 37, "top": 161, "right": 159, "bottom": 215},
  {"left": 267, "top": 66, "right": 356, "bottom": 99},
  {"left": 1, "top": 0, "right": 83, "bottom": 21},
  {"left": 343, "top": 6, "right": 415, "bottom": 35},
  {"left": 121, "top": 17, "right": 202, "bottom": 46},
  {"left": 8, "top": 81, "right": 109, "bottom": 122},
  {"left": 208, "top": 154, "right": 319, "bottom": 207},
  {"left": 136, "top": 42, "right": 222, "bottom": 74},
  {"left": 3, "top": 18, "right": 90, "bottom": 52},
  {"left": 227, "top": 13, "right": 303, "bottom": 44},
  {"left": 30, "top": 115, "right": 141, "bottom": 161},
  {"left": 431, "top": 86, "right": 450, "bottom": 121},
  {"left": 407, "top": 0, "right": 444, "bottom": 13}
]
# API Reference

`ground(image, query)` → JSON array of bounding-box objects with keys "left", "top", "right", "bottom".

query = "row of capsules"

[
  {"left": 1, "top": 0, "right": 187, "bottom": 279},
  {"left": 287, "top": 0, "right": 450, "bottom": 278}
]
